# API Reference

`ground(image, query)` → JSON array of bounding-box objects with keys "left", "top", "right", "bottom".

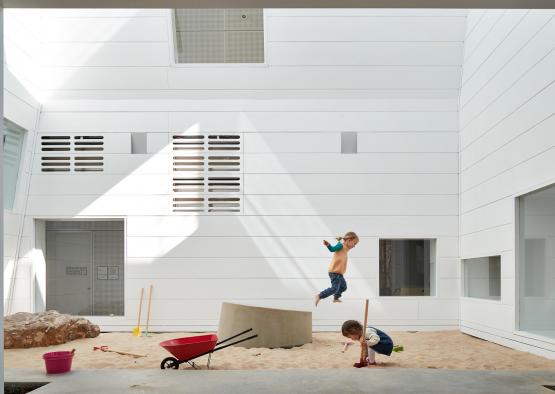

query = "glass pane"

[
  {"left": 379, "top": 239, "right": 435, "bottom": 296},
  {"left": 518, "top": 184, "right": 555, "bottom": 339},
  {"left": 463, "top": 256, "right": 501, "bottom": 300},
  {"left": 3, "top": 119, "right": 25, "bottom": 210}
]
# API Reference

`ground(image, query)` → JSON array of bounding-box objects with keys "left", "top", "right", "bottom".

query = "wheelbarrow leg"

[{"left": 207, "top": 353, "right": 212, "bottom": 369}]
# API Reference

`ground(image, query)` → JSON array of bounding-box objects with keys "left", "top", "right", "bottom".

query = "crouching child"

[{"left": 341, "top": 320, "right": 403, "bottom": 366}]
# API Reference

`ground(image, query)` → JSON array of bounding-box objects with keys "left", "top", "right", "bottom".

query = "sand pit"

[{"left": 4, "top": 331, "right": 555, "bottom": 371}]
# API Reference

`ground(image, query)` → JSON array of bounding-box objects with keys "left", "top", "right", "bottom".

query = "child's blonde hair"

[{"left": 336, "top": 231, "right": 359, "bottom": 242}]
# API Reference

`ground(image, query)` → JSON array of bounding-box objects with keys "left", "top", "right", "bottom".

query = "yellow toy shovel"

[{"left": 132, "top": 287, "right": 144, "bottom": 336}]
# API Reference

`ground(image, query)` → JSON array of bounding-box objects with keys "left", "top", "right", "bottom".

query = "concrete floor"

[{"left": 5, "top": 368, "right": 555, "bottom": 394}]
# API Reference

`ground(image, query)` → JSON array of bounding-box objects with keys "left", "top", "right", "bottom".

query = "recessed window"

[
  {"left": 173, "top": 9, "right": 264, "bottom": 64},
  {"left": 463, "top": 256, "right": 501, "bottom": 300},
  {"left": 3, "top": 118, "right": 25, "bottom": 210},
  {"left": 341, "top": 132, "right": 357, "bottom": 154},
  {"left": 379, "top": 239, "right": 436, "bottom": 296},
  {"left": 518, "top": 183, "right": 555, "bottom": 339}
]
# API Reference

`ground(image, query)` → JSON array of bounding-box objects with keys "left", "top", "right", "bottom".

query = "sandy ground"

[{"left": 5, "top": 331, "right": 555, "bottom": 371}]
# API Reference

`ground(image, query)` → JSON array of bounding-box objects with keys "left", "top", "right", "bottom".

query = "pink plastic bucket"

[{"left": 42, "top": 350, "right": 74, "bottom": 374}]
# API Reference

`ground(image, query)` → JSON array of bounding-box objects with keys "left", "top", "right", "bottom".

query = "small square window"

[
  {"left": 379, "top": 239, "right": 436, "bottom": 296},
  {"left": 463, "top": 256, "right": 501, "bottom": 300}
]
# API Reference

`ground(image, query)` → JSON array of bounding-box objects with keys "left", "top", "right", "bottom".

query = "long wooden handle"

[
  {"left": 137, "top": 288, "right": 144, "bottom": 327},
  {"left": 360, "top": 299, "right": 369, "bottom": 361},
  {"left": 145, "top": 285, "right": 153, "bottom": 332}
]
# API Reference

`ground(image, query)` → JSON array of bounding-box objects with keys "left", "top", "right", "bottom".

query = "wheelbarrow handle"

[
  {"left": 213, "top": 334, "right": 258, "bottom": 352},
  {"left": 216, "top": 328, "right": 253, "bottom": 346}
]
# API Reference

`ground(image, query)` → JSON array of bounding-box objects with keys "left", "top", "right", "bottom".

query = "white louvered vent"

[
  {"left": 172, "top": 135, "right": 205, "bottom": 151},
  {"left": 172, "top": 133, "right": 242, "bottom": 214},
  {"left": 74, "top": 135, "right": 104, "bottom": 151},
  {"left": 74, "top": 156, "right": 104, "bottom": 172},
  {"left": 208, "top": 155, "right": 240, "bottom": 171},
  {"left": 41, "top": 136, "right": 71, "bottom": 151},
  {"left": 40, "top": 135, "right": 104, "bottom": 172},
  {"left": 41, "top": 156, "right": 71, "bottom": 172},
  {"left": 173, "top": 197, "right": 205, "bottom": 212},
  {"left": 208, "top": 134, "right": 240, "bottom": 151},
  {"left": 208, "top": 176, "right": 240, "bottom": 193},
  {"left": 173, "top": 176, "right": 205, "bottom": 193},
  {"left": 173, "top": 155, "right": 204, "bottom": 172},
  {"left": 208, "top": 197, "right": 241, "bottom": 213}
]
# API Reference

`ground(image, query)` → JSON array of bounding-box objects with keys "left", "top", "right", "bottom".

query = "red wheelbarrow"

[{"left": 159, "top": 328, "right": 257, "bottom": 370}]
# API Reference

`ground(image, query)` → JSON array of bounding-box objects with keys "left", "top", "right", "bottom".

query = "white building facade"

[{"left": 2, "top": 8, "right": 554, "bottom": 359}]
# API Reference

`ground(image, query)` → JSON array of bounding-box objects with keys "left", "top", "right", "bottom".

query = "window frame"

[
  {"left": 377, "top": 238, "right": 438, "bottom": 298},
  {"left": 461, "top": 255, "right": 502, "bottom": 302},
  {"left": 167, "top": 9, "right": 269, "bottom": 68}
]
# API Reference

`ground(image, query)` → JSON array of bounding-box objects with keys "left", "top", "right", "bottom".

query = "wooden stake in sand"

[
  {"left": 354, "top": 299, "right": 369, "bottom": 368},
  {"left": 133, "top": 288, "right": 144, "bottom": 337},
  {"left": 93, "top": 346, "right": 146, "bottom": 359},
  {"left": 142, "top": 285, "right": 153, "bottom": 337}
]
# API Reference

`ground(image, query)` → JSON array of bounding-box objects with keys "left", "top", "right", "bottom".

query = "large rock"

[
  {"left": 4, "top": 310, "right": 100, "bottom": 349},
  {"left": 218, "top": 302, "right": 312, "bottom": 349}
]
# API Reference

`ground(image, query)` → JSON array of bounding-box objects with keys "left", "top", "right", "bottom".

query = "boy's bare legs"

[
  {"left": 314, "top": 294, "right": 321, "bottom": 307},
  {"left": 367, "top": 348, "right": 377, "bottom": 366}
]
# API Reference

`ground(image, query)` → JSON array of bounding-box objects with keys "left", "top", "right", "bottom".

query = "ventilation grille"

[
  {"left": 172, "top": 133, "right": 242, "bottom": 214},
  {"left": 208, "top": 155, "right": 240, "bottom": 171},
  {"left": 41, "top": 135, "right": 104, "bottom": 172},
  {"left": 174, "top": 9, "right": 264, "bottom": 64},
  {"left": 173, "top": 197, "right": 205, "bottom": 212},
  {"left": 208, "top": 135, "right": 240, "bottom": 151},
  {"left": 41, "top": 156, "right": 71, "bottom": 172},
  {"left": 172, "top": 135, "right": 205, "bottom": 151},
  {"left": 41, "top": 136, "right": 70, "bottom": 151},
  {"left": 74, "top": 135, "right": 103, "bottom": 151},
  {"left": 173, "top": 155, "right": 204, "bottom": 172}
]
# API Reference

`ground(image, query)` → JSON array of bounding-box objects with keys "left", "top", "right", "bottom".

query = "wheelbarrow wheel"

[{"left": 161, "top": 357, "right": 179, "bottom": 370}]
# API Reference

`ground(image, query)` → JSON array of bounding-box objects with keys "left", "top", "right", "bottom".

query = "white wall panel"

[
  {"left": 126, "top": 257, "right": 378, "bottom": 279},
  {"left": 461, "top": 114, "right": 555, "bottom": 191},
  {"left": 126, "top": 215, "right": 458, "bottom": 237},
  {"left": 244, "top": 153, "right": 458, "bottom": 174},
  {"left": 42, "top": 43, "right": 170, "bottom": 67},
  {"left": 463, "top": 10, "right": 506, "bottom": 61},
  {"left": 126, "top": 278, "right": 377, "bottom": 299},
  {"left": 461, "top": 148, "right": 555, "bottom": 213},
  {"left": 169, "top": 111, "right": 459, "bottom": 133},
  {"left": 126, "top": 236, "right": 377, "bottom": 258},
  {"left": 245, "top": 195, "right": 458, "bottom": 216},
  {"left": 244, "top": 174, "right": 458, "bottom": 194},
  {"left": 29, "top": 174, "right": 169, "bottom": 195},
  {"left": 461, "top": 10, "right": 528, "bottom": 84},
  {"left": 460, "top": 10, "right": 555, "bottom": 358},
  {"left": 266, "top": 9, "right": 467, "bottom": 17},
  {"left": 39, "top": 112, "right": 168, "bottom": 133},
  {"left": 461, "top": 47, "right": 555, "bottom": 148},
  {"left": 267, "top": 17, "right": 466, "bottom": 42},
  {"left": 460, "top": 11, "right": 555, "bottom": 108},
  {"left": 168, "top": 67, "right": 462, "bottom": 91},
  {"left": 42, "top": 67, "right": 168, "bottom": 90},
  {"left": 44, "top": 17, "right": 168, "bottom": 42},
  {"left": 244, "top": 132, "right": 458, "bottom": 153},
  {"left": 27, "top": 195, "right": 171, "bottom": 216},
  {"left": 268, "top": 42, "right": 463, "bottom": 66}
]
